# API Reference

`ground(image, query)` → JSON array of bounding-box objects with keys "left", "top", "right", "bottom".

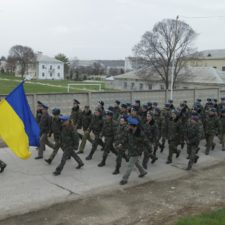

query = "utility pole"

[{"left": 170, "top": 15, "right": 179, "bottom": 101}]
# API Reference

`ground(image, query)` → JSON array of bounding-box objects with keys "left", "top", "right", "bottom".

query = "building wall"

[
  {"left": 187, "top": 59, "right": 225, "bottom": 71},
  {"left": 106, "top": 79, "right": 223, "bottom": 91},
  {"left": 38, "top": 62, "right": 64, "bottom": 80}
]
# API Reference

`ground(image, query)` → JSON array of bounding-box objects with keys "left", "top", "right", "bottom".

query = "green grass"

[
  {"left": 174, "top": 208, "right": 225, "bottom": 225},
  {"left": 0, "top": 73, "right": 114, "bottom": 94}
]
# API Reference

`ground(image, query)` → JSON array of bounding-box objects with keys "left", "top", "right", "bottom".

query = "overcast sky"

[{"left": 1, "top": 0, "right": 225, "bottom": 59}]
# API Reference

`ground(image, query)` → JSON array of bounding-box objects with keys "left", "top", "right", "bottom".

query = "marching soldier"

[
  {"left": 35, "top": 103, "right": 53, "bottom": 159},
  {"left": 85, "top": 108, "right": 104, "bottom": 160},
  {"left": 45, "top": 108, "right": 62, "bottom": 164},
  {"left": 53, "top": 115, "right": 84, "bottom": 176},
  {"left": 112, "top": 115, "right": 129, "bottom": 175},
  {"left": 120, "top": 117, "right": 147, "bottom": 185},
  {"left": 218, "top": 108, "right": 225, "bottom": 151},
  {"left": 70, "top": 99, "right": 82, "bottom": 130},
  {"left": 113, "top": 100, "right": 121, "bottom": 120},
  {"left": 98, "top": 111, "right": 118, "bottom": 167}
]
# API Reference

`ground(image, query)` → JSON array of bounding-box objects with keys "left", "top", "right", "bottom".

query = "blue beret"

[
  {"left": 59, "top": 115, "right": 70, "bottom": 121},
  {"left": 127, "top": 116, "right": 139, "bottom": 125}
]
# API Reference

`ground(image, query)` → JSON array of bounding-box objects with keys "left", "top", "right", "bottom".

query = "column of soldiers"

[{"left": 2, "top": 97, "right": 224, "bottom": 184}]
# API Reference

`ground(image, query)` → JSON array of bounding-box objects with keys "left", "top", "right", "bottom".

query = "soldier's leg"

[
  {"left": 45, "top": 139, "right": 61, "bottom": 164},
  {"left": 166, "top": 141, "right": 173, "bottom": 163},
  {"left": 222, "top": 134, "right": 225, "bottom": 151},
  {"left": 70, "top": 151, "right": 84, "bottom": 169},
  {"left": 98, "top": 137, "right": 112, "bottom": 167},
  {"left": 53, "top": 149, "right": 70, "bottom": 175},
  {"left": 86, "top": 136, "right": 99, "bottom": 160},
  {"left": 206, "top": 134, "right": 214, "bottom": 155},
  {"left": 36, "top": 133, "right": 48, "bottom": 159},
  {"left": 186, "top": 144, "right": 191, "bottom": 159},
  {"left": 160, "top": 136, "right": 166, "bottom": 152},
  {"left": 135, "top": 157, "right": 147, "bottom": 177},
  {"left": 205, "top": 134, "right": 210, "bottom": 155},
  {"left": 0, "top": 159, "right": 7, "bottom": 173},
  {"left": 78, "top": 132, "right": 89, "bottom": 153},
  {"left": 113, "top": 148, "right": 123, "bottom": 175},
  {"left": 121, "top": 156, "right": 137, "bottom": 184},
  {"left": 142, "top": 147, "right": 150, "bottom": 169},
  {"left": 187, "top": 145, "right": 198, "bottom": 170}
]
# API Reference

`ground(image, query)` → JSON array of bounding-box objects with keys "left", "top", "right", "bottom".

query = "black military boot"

[
  {"left": 0, "top": 163, "right": 7, "bottom": 173},
  {"left": 98, "top": 154, "right": 107, "bottom": 167},
  {"left": 176, "top": 149, "right": 181, "bottom": 158},
  {"left": 112, "top": 165, "right": 120, "bottom": 175},
  {"left": 212, "top": 143, "right": 216, "bottom": 150},
  {"left": 151, "top": 154, "right": 158, "bottom": 164},
  {"left": 76, "top": 162, "right": 84, "bottom": 169},
  {"left": 123, "top": 153, "right": 129, "bottom": 162},
  {"left": 86, "top": 149, "right": 95, "bottom": 160},
  {"left": 45, "top": 158, "right": 52, "bottom": 165},
  {"left": 194, "top": 155, "right": 199, "bottom": 163},
  {"left": 160, "top": 143, "right": 165, "bottom": 153}
]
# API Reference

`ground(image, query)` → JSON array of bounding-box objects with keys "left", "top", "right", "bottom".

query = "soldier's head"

[
  {"left": 165, "top": 103, "right": 170, "bottom": 110},
  {"left": 153, "top": 102, "right": 158, "bottom": 108},
  {"left": 94, "top": 108, "right": 102, "bottom": 117},
  {"left": 142, "top": 104, "right": 148, "bottom": 112},
  {"left": 121, "top": 103, "right": 127, "bottom": 112},
  {"left": 84, "top": 105, "right": 89, "bottom": 112},
  {"left": 114, "top": 100, "right": 120, "bottom": 107},
  {"left": 135, "top": 100, "right": 141, "bottom": 107},
  {"left": 98, "top": 100, "right": 104, "bottom": 108},
  {"left": 52, "top": 108, "right": 60, "bottom": 118},
  {"left": 73, "top": 99, "right": 80, "bottom": 107},
  {"left": 37, "top": 101, "right": 44, "bottom": 111},
  {"left": 41, "top": 104, "right": 48, "bottom": 114},
  {"left": 146, "top": 112, "right": 153, "bottom": 122},
  {"left": 119, "top": 115, "right": 128, "bottom": 125},
  {"left": 131, "top": 106, "right": 138, "bottom": 116},
  {"left": 106, "top": 110, "right": 113, "bottom": 120},
  {"left": 171, "top": 110, "right": 177, "bottom": 119}
]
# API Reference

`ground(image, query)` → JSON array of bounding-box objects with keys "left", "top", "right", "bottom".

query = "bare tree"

[
  {"left": 133, "top": 18, "right": 197, "bottom": 96},
  {"left": 8, "top": 45, "right": 35, "bottom": 78}
]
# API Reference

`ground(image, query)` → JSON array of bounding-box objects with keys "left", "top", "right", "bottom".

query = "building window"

[
  {"left": 58, "top": 73, "right": 60, "bottom": 77},
  {"left": 183, "top": 86, "right": 188, "bottom": 89},
  {"left": 148, "top": 84, "right": 152, "bottom": 90},
  {"left": 131, "top": 82, "right": 135, "bottom": 89},
  {"left": 50, "top": 72, "right": 53, "bottom": 77},
  {"left": 213, "top": 66, "right": 217, "bottom": 69},
  {"left": 123, "top": 82, "right": 127, "bottom": 88},
  {"left": 222, "top": 66, "right": 225, "bottom": 71},
  {"left": 42, "top": 72, "right": 45, "bottom": 77},
  {"left": 42, "top": 65, "right": 45, "bottom": 69},
  {"left": 50, "top": 65, "right": 52, "bottom": 70},
  {"left": 139, "top": 83, "right": 143, "bottom": 90},
  {"left": 58, "top": 65, "right": 60, "bottom": 69},
  {"left": 160, "top": 84, "right": 164, "bottom": 90}
]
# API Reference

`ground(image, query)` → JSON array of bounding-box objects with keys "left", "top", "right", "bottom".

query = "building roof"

[
  {"left": 193, "top": 49, "right": 225, "bottom": 60},
  {"left": 36, "top": 54, "right": 63, "bottom": 63},
  {"left": 114, "top": 66, "right": 225, "bottom": 85},
  {"left": 77, "top": 60, "right": 125, "bottom": 68}
]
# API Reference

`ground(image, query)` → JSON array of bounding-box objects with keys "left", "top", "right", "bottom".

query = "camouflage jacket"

[
  {"left": 60, "top": 125, "right": 79, "bottom": 150},
  {"left": 39, "top": 112, "right": 51, "bottom": 135},
  {"left": 80, "top": 110, "right": 93, "bottom": 131},
  {"left": 70, "top": 106, "right": 82, "bottom": 129},
  {"left": 101, "top": 119, "right": 118, "bottom": 137},
  {"left": 143, "top": 119, "right": 159, "bottom": 143},
  {"left": 50, "top": 117, "right": 62, "bottom": 139},
  {"left": 204, "top": 115, "right": 218, "bottom": 136},
  {"left": 218, "top": 116, "right": 225, "bottom": 135},
  {"left": 114, "top": 124, "right": 128, "bottom": 148},
  {"left": 185, "top": 121, "right": 200, "bottom": 145},
  {"left": 113, "top": 106, "right": 121, "bottom": 120},
  {"left": 88, "top": 115, "right": 104, "bottom": 136},
  {"left": 167, "top": 118, "right": 182, "bottom": 142}
]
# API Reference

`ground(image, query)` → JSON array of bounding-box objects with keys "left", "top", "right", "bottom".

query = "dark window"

[
  {"left": 148, "top": 84, "right": 152, "bottom": 90},
  {"left": 58, "top": 73, "right": 60, "bottom": 77},
  {"left": 123, "top": 82, "right": 127, "bottom": 88},
  {"left": 50, "top": 72, "right": 53, "bottom": 77},
  {"left": 50, "top": 65, "right": 52, "bottom": 70},
  {"left": 160, "top": 84, "right": 164, "bottom": 90},
  {"left": 42, "top": 65, "right": 45, "bottom": 69},
  {"left": 131, "top": 83, "right": 135, "bottom": 89},
  {"left": 42, "top": 72, "right": 45, "bottom": 77},
  {"left": 139, "top": 83, "right": 143, "bottom": 90},
  {"left": 58, "top": 65, "right": 60, "bottom": 69},
  {"left": 213, "top": 66, "right": 217, "bottom": 69},
  {"left": 222, "top": 67, "right": 225, "bottom": 71}
]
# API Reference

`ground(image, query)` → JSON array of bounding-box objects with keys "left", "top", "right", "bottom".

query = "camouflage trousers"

[
  {"left": 78, "top": 131, "right": 93, "bottom": 153},
  {"left": 122, "top": 156, "right": 146, "bottom": 182},
  {"left": 48, "top": 137, "right": 62, "bottom": 161},
  {"left": 0, "top": 159, "right": 6, "bottom": 167},
  {"left": 168, "top": 140, "right": 179, "bottom": 162},
  {"left": 187, "top": 144, "right": 199, "bottom": 169},
  {"left": 219, "top": 133, "right": 225, "bottom": 150},
  {"left": 55, "top": 147, "right": 83, "bottom": 173},
  {"left": 38, "top": 133, "right": 55, "bottom": 157},
  {"left": 205, "top": 133, "right": 215, "bottom": 155}
]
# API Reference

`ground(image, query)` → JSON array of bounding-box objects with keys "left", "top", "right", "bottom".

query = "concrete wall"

[{"left": 0, "top": 88, "right": 222, "bottom": 115}]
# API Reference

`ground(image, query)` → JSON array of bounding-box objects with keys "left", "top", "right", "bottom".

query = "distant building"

[
  {"left": 187, "top": 49, "right": 225, "bottom": 71},
  {"left": 106, "top": 66, "right": 225, "bottom": 91},
  {"left": 15, "top": 53, "right": 64, "bottom": 80}
]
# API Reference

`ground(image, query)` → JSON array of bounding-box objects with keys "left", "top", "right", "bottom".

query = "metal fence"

[{"left": 0, "top": 88, "right": 222, "bottom": 114}]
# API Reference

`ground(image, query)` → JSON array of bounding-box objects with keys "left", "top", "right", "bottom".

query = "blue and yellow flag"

[{"left": 0, "top": 82, "right": 40, "bottom": 159}]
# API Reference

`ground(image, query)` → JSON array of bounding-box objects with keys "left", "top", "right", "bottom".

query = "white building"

[{"left": 15, "top": 53, "right": 64, "bottom": 80}]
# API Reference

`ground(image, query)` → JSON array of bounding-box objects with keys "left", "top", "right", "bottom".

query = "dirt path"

[{"left": 1, "top": 162, "right": 225, "bottom": 225}]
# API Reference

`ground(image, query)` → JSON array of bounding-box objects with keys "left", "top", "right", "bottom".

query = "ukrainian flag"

[{"left": 0, "top": 82, "right": 40, "bottom": 159}]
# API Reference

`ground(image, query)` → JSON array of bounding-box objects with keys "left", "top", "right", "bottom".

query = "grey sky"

[{"left": 1, "top": 0, "right": 225, "bottom": 59}]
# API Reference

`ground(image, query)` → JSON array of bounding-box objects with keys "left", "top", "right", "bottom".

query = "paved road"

[{"left": 0, "top": 138, "right": 225, "bottom": 220}]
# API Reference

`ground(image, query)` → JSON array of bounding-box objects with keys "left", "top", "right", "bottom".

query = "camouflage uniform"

[
  {"left": 98, "top": 118, "right": 118, "bottom": 167},
  {"left": 204, "top": 113, "right": 218, "bottom": 155},
  {"left": 70, "top": 106, "right": 82, "bottom": 129},
  {"left": 112, "top": 123, "right": 129, "bottom": 174},
  {"left": 167, "top": 117, "right": 182, "bottom": 163},
  {"left": 113, "top": 106, "right": 121, "bottom": 120},
  {"left": 53, "top": 123, "right": 83, "bottom": 175},
  {"left": 218, "top": 115, "right": 225, "bottom": 151},
  {"left": 45, "top": 116, "right": 62, "bottom": 163},
  {"left": 185, "top": 119, "right": 200, "bottom": 170},
  {"left": 78, "top": 109, "right": 93, "bottom": 153},
  {"left": 85, "top": 114, "right": 104, "bottom": 160},
  {"left": 36, "top": 111, "right": 53, "bottom": 159},
  {"left": 160, "top": 107, "right": 170, "bottom": 152},
  {"left": 120, "top": 127, "right": 147, "bottom": 184},
  {"left": 142, "top": 119, "right": 159, "bottom": 169}
]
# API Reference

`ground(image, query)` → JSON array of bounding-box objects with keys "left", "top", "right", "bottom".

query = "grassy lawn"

[
  {"left": 174, "top": 207, "right": 225, "bottom": 225},
  {"left": 0, "top": 73, "right": 113, "bottom": 94}
]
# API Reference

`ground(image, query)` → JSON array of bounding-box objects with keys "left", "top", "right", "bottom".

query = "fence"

[{"left": 0, "top": 88, "right": 223, "bottom": 115}]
